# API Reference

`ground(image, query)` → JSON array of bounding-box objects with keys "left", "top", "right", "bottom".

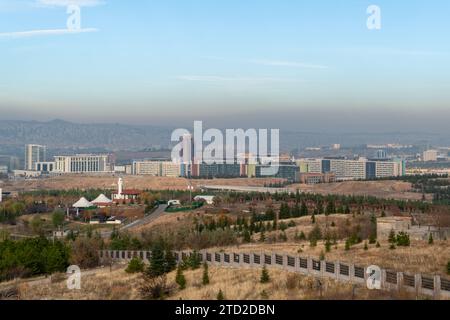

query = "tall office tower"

[{"left": 25, "top": 144, "right": 46, "bottom": 170}]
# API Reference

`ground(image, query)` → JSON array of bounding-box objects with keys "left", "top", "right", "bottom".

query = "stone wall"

[{"left": 99, "top": 249, "right": 450, "bottom": 299}]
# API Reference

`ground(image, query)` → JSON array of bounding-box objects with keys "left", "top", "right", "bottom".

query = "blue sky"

[{"left": 0, "top": 0, "right": 449, "bottom": 131}]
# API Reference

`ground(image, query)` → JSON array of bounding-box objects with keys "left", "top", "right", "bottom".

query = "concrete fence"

[{"left": 98, "top": 249, "right": 450, "bottom": 299}]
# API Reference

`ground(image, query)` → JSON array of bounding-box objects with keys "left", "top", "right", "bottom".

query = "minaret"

[{"left": 118, "top": 177, "right": 123, "bottom": 197}]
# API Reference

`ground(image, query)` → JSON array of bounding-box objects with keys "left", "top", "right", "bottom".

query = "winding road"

[{"left": 101, "top": 204, "right": 168, "bottom": 238}]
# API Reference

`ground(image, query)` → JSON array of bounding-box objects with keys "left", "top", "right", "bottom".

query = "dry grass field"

[
  {"left": 3, "top": 175, "right": 280, "bottom": 192},
  {"left": 208, "top": 240, "right": 450, "bottom": 277},
  {"left": 15, "top": 264, "right": 418, "bottom": 300},
  {"left": 3, "top": 175, "right": 425, "bottom": 201},
  {"left": 289, "top": 180, "right": 426, "bottom": 201}
]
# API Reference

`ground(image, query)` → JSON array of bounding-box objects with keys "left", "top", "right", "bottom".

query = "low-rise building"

[{"left": 54, "top": 154, "right": 110, "bottom": 173}]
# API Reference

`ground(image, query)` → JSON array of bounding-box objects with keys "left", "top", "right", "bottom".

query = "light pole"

[{"left": 187, "top": 180, "right": 193, "bottom": 204}]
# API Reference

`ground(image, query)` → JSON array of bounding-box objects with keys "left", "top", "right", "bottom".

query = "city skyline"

[{"left": 1, "top": 0, "right": 450, "bottom": 133}]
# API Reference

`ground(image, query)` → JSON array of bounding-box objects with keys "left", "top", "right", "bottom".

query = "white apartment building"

[
  {"left": 296, "top": 159, "right": 322, "bottom": 173},
  {"left": 132, "top": 160, "right": 180, "bottom": 177},
  {"left": 296, "top": 158, "right": 405, "bottom": 181},
  {"left": 330, "top": 159, "right": 366, "bottom": 180},
  {"left": 375, "top": 161, "right": 403, "bottom": 178},
  {"left": 54, "top": 155, "right": 109, "bottom": 173},
  {"left": 423, "top": 150, "right": 438, "bottom": 162},
  {"left": 25, "top": 144, "right": 46, "bottom": 170}
]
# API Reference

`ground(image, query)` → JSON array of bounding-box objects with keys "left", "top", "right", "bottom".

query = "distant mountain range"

[
  {"left": 0, "top": 119, "right": 172, "bottom": 151},
  {"left": 0, "top": 119, "right": 447, "bottom": 157}
]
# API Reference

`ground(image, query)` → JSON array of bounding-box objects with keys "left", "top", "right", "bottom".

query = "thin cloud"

[
  {"left": 36, "top": 0, "right": 104, "bottom": 7},
  {"left": 203, "top": 56, "right": 328, "bottom": 69},
  {"left": 174, "top": 75, "right": 301, "bottom": 83},
  {"left": 249, "top": 59, "right": 328, "bottom": 69},
  {"left": 0, "top": 28, "right": 98, "bottom": 39}
]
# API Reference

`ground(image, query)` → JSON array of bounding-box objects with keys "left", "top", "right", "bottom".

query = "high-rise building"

[{"left": 25, "top": 144, "right": 46, "bottom": 170}]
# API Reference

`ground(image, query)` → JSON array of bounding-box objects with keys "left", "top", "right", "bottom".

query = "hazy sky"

[{"left": 0, "top": 0, "right": 449, "bottom": 132}]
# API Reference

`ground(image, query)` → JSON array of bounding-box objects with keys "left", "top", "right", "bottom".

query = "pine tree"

[
  {"left": 388, "top": 229, "right": 396, "bottom": 244},
  {"left": 325, "top": 239, "right": 331, "bottom": 252},
  {"left": 260, "top": 265, "right": 270, "bottom": 283},
  {"left": 428, "top": 233, "right": 434, "bottom": 245},
  {"left": 217, "top": 289, "right": 225, "bottom": 300},
  {"left": 300, "top": 202, "right": 308, "bottom": 216},
  {"left": 147, "top": 241, "right": 166, "bottom": 277},
  {"left": 164, "top": 249, "right": 177, "bottom": 273},
  {"left": 345, "top": 239, "right": 350, "bottom": 251},
  {"left": 202, "top": 262, "right": 210, "bottom": 285},
  {"left": 188, "top": 251, "right": 201, "bottom": 270},
  {"left": 125, "top": 257, "right": 145, "bottom": 273},
  {"left": 175, "top": 265, "right": 186, "bottom": 290},
  {"left": 243, "top": 230, "right": 252, "bottom": 243}
]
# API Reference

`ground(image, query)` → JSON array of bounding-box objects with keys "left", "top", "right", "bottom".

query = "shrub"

[
  {"left": 126, "top": 257, "right": 145, "bottom": 274},
  {"left": 319, "top": 251, "right": 325, "bottom": 261},
  {"left": 217, "top": 289, "right": 225, "bottom": 300},
  {"left": 364, "top": 241, "right": 368, "bottom": 250},
  {"left": 260, "top": 265, "right": 270, "bottom": 283},
  {"left": 139, "top": 274, "right": 174, "bottom": 300},
  {"left": 70, "top": 237, "right": 102, "bottom": 269}
]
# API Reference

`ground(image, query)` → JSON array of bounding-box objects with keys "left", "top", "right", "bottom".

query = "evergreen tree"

[
  {"left": 164, "top": 249, "right": 177, "bottom": 273},
  {"left": 325, "top": 239, "right": 331, "bottom": 252},
  {"left": 260, "top": 265, "right": 270, "bottom": 283},
  {"left": 243, "top": 230, "right": 252, "bottom": 243},
  {"left": 292, "top": 203, "right": 301, "bottom": 217},
  {"left": 147, "top": 241, "right": 166, "bottom": 277},
  {"left": 300, "top": 202, "right": 308, "bottom": 216},
  {"left": 175, "top": 265, "right": 186, "bottom": 290},
  {"left": 295, "top": 189, "right": 300, "bottom": 203},
  {"left": 188, "top": 251, "right": 201, "bottom": 269},
  {"left": 388, "top": 229, "right": 396, "bottom": 244},
  {"left": 202, "top": 262, "right": 210, "bottom": 285},
  {"left": 217, "top": 289, "right": 225, "bottom": 300},
  {"left": 428, "top": 233, "right": 434, "bottom": 245},
  {"left": 311, "top": 214, "right": 316, "bottom": 224},
  {"left": 345, "top": 239, "right": 351, "bottom": 251},
  {"left": 126, "top": 257, "right": 145, "bottom": 273}
]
